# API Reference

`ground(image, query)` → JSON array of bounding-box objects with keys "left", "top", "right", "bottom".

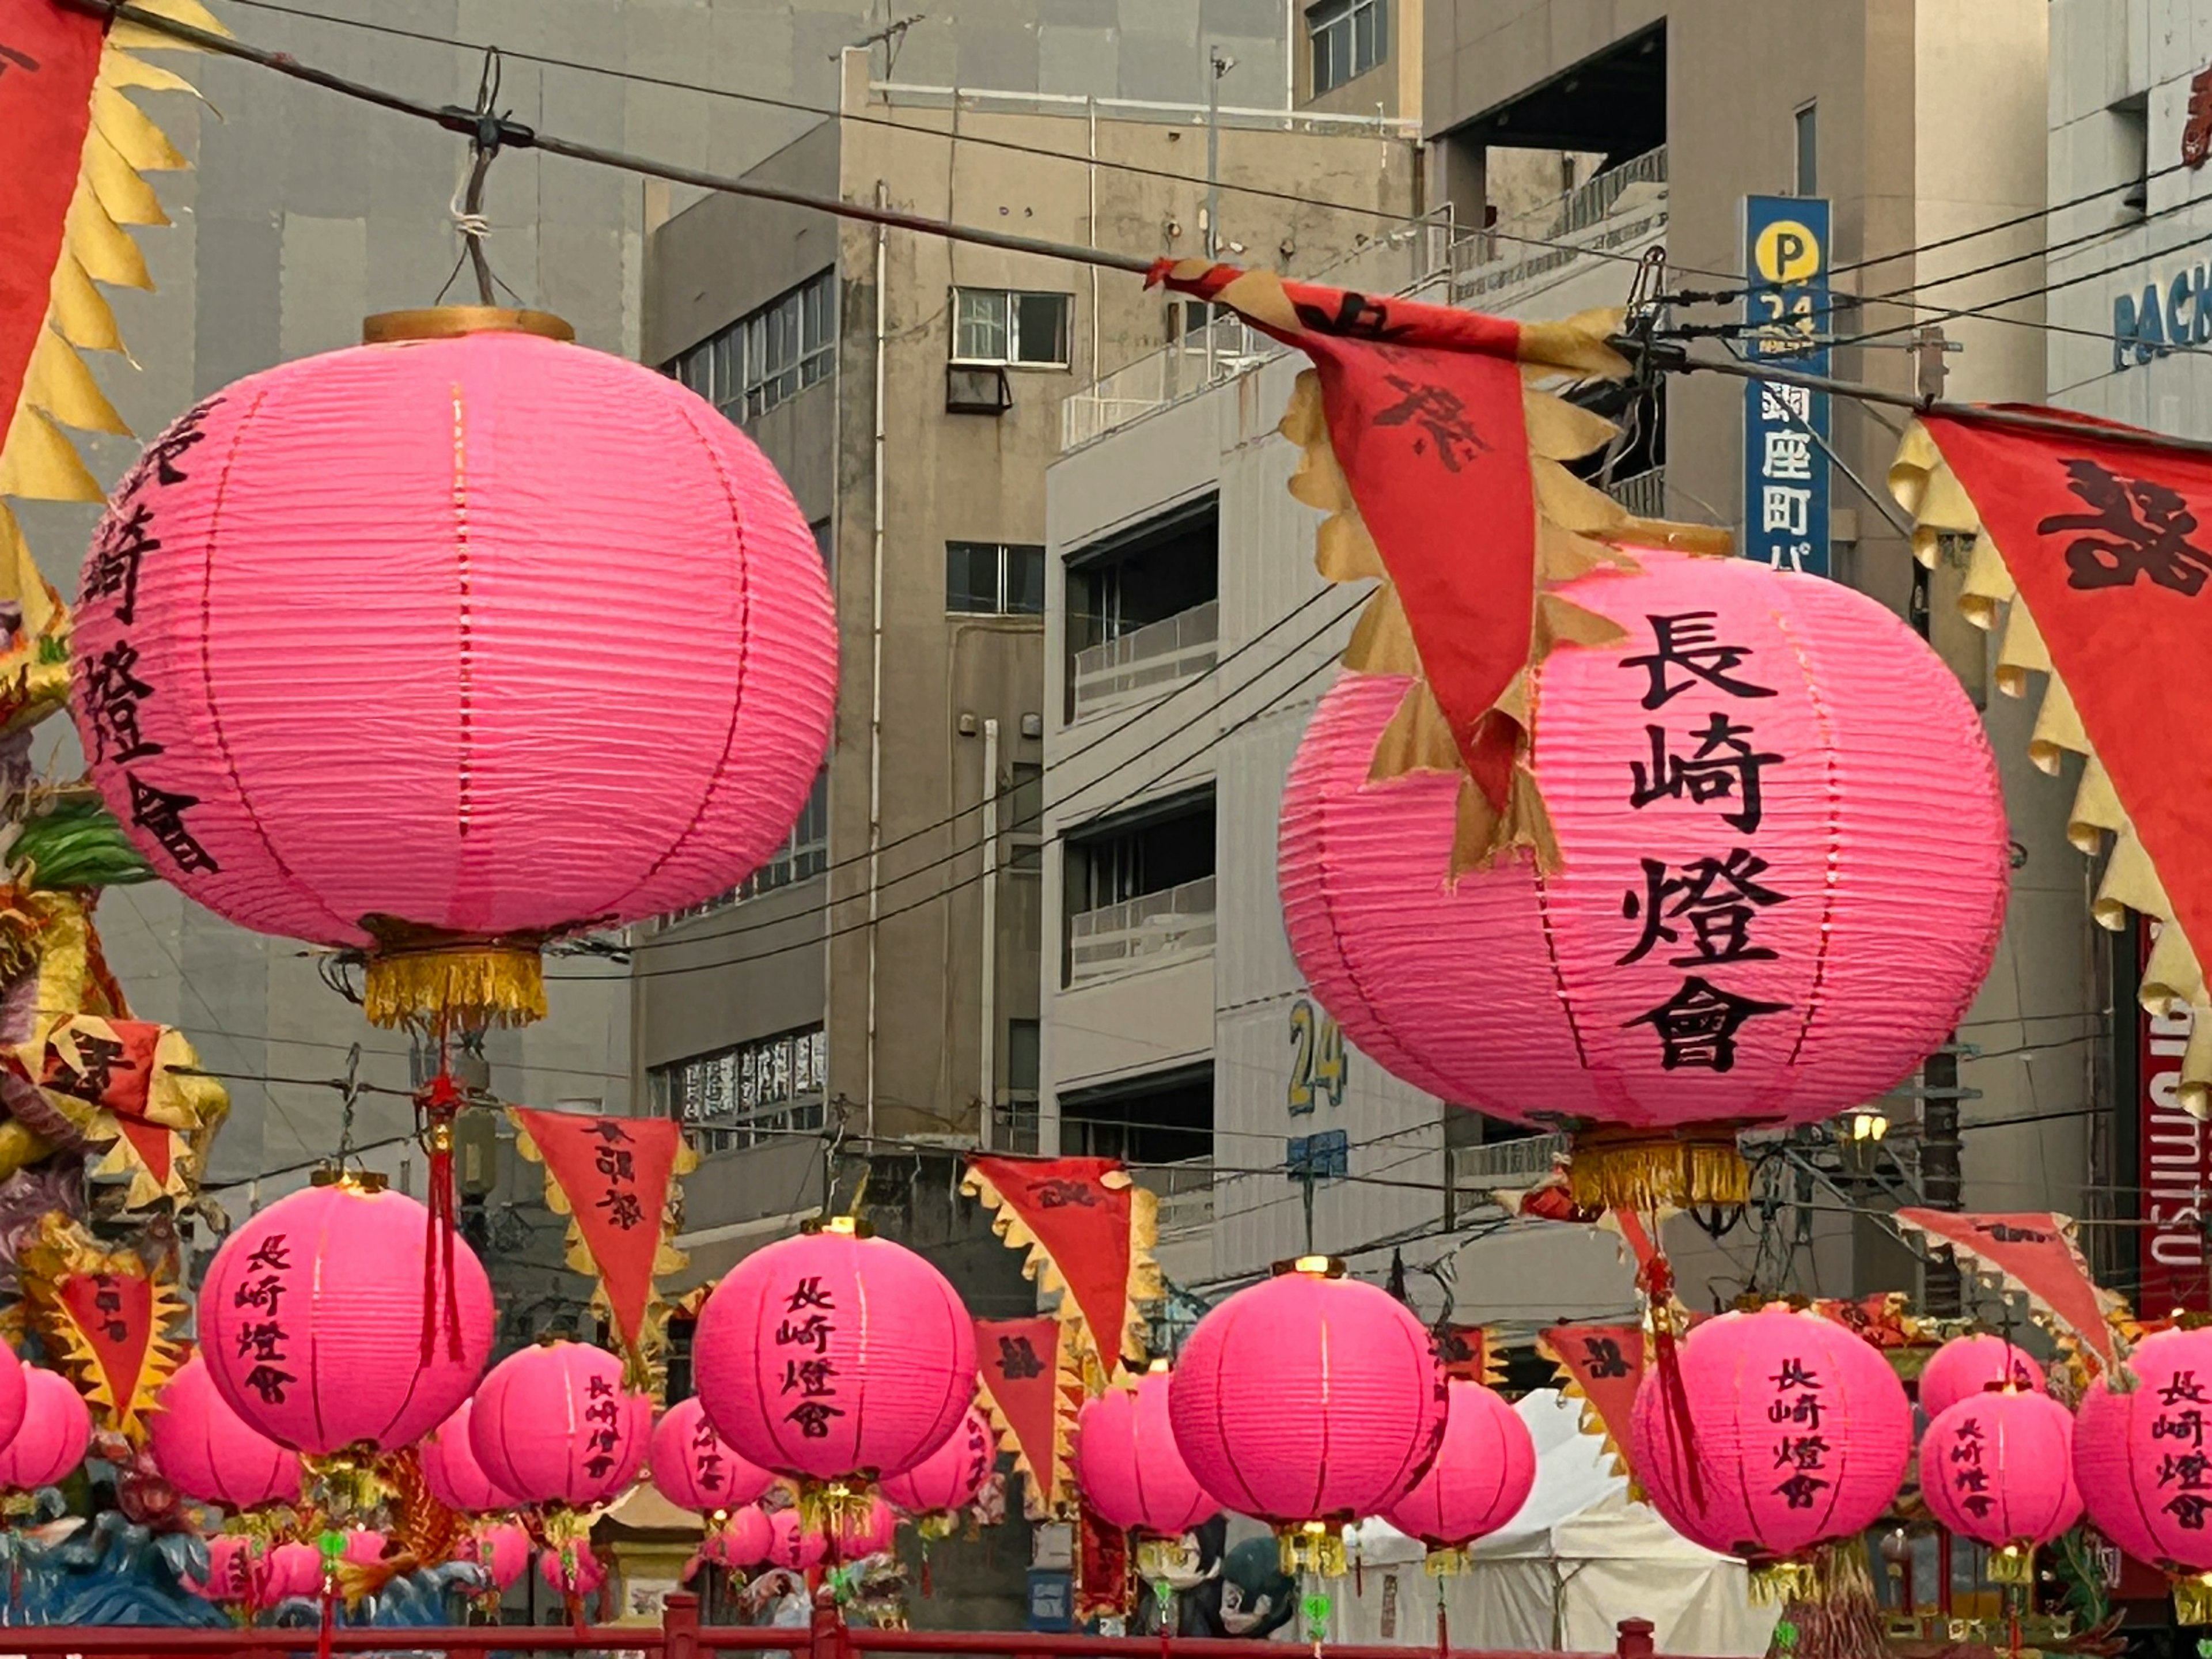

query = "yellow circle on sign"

[{"left": 1754, "top": 219, "right": 1823, "bottom": 285}]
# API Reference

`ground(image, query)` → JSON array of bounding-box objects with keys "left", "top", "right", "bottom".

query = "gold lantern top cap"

[
  {"left": 1277, "top": 1254, "right": 1344, "bottom": 1279},
  {"left": 362, "top": 306, "right": 575, "bottom": 345},
  {"left": 802, "top": 1214, "right": 872, "bottom": 1238}
]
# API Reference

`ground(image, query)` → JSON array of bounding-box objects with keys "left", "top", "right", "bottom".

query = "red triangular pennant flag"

[
  {"left": 965, "top": 1157, "right": 1156, "bottom": 1376},
  {"left": 56, "top": 1270, "right": 151, "bottom": 1422},
  {"left": 1540, "top": 1322, "right": 1645, "bottom": 1481},
  {"left": 1896, "top": 1209, "right": 2120, "bottom": 1372},
  {"left": 974, "top": 1315, "right": 1077, "bottom": 1517}
]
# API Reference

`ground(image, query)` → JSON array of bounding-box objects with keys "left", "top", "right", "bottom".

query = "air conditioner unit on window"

[{"left": 946, "top": 363, "right": 1013, "bottom": 414}]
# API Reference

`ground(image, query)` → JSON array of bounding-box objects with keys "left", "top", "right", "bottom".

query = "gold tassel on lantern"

[
  {"left": 1567, "top": 1126, "right": 1751, "bottom": 1213},
  {"left": 1748, "top": 1559, "right": 1819, "bottom": 1605},
  {"left": 359, "top": 919, "right": 547, "bottom": 1031},
  {"left": 1423, "top": 1546, "right": 1469, "bottom": 1577},
  {"left": 2174, "top": 1572, "right": 2212, "bottom": 1624},
  {"left": 1987, "top": 1544, "right": 2035, "bottom": 1585},
  {"left": 1278, "top": 1520, "right": 1348, "bottom": 1577},
  {"left": 304, "top": 1445, "right": 389, "bottom": 1520}
]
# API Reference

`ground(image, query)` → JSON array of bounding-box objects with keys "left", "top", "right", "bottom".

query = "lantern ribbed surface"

[
  {"left": 693, "top": 1226, "right": 978, "bottom": 1483},
  {"left": 651, "top": 1396, "right": 776, "bottom": 1515},
  {"left": 70, "top": 327, "right": 837, "bottom": 1024},
  {"left": 0, "top": 1365, "right": 89, "bottom": 1492},
  {"left": 197, "top": 1181, "right": 494, "bottom": 1456},
  {"left": 704, "top": 1505, "right": 774, "bottom": 1569},
  {"left": 1278, "top": 552, "right": 2008, "bottom": 1134},
  {"left": 149, "top": 1354, "right": 302, "bottom": 1512},
  {"left": 1074, "top": 1369, "right": 1218, "bottom": 1537},
  {"left": 1921, "top": 1391, "right": 2080, "bottom": 1549},
  {"left": 1381, "top": 1380, "right": 1537, "bottom": 1551},
  {"left": 0, "top": 1343, "right": 32, "bottom": 1459},
  {"left": 836, "top": 1495, "right": 897, "bottom": 1558},
  {"left": 1630, "top": 1304, "right": 1911, "bottom": 1562},
  {"left": 765, "top": 1506, "right": 828, "bottom": 1570},
  {"left": 880, "top": 1404, "right": 994, "bottom": 1518},
  {"left": 2075, "top": 1325, "right": 2212, "bottom": 1571},
  {"left": 1167, "top": 1265, "right": 1445, "bottom": 1527},
  {"left": 468, "top": 1340, "right": 650, "bottom": 1511},
  {"left": 420, "top": 1399, "right": 518, "bottom": 1515},
  {"left": 1918, "top": 1335, "right": 2046, "bottom": 1421}
]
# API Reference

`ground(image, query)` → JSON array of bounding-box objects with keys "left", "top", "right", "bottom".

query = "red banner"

[
  {"left": 2141, "top": 919, "right": 2211, "bottom": 1313},
  {"left": 1813, "top": 1293, "right": 1919, "bottom": 1349},
  {"left": 1438, "top": 1323, "right": 1503, "bottom": 1385},
  {"left": 965, "top": 1157, "right": 1153, "bottom": 1376},
  {"left": 1074, "top": 1500, "right": 1132, "bottom": 1622},
  {"left": 1896, "top": 1208, "right": 2120, "bottom": 1372},
  {"left": 0, "top": 1, "right": 103, "bottom": 437},
  {"left": 1540, "top": 1322, "right": 1644, "bottom": 1476},
  {"left": 974, "top": 1314, "right": 1077, "bottom": 1517},
  {"left": 59, "top": 1268, "right": 150, "bottom": 1413}
]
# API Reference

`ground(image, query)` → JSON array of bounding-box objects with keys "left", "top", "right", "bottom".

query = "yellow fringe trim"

[
  {"left": 1278, "top": 1521, "right": 1349, "bottom": 1578},
  {"left": 960, "top": 1160, "right": 1161, "bottom": 1378},
  {"left": 2176, "top": 1573, "right": 2212, "bottom": 1625},
  {"left": 362, "top": 944, "right": 547, "bottom": 1031},
  {"left": 17, "top": 1212, "right": 185, "bottom": 1442},
  {"left": 1890, "top": 419, "right": 2212, "bottom": 1118},
  {"left": 1565, "top": 1128, "right": 1750, "bottom": 1212}
]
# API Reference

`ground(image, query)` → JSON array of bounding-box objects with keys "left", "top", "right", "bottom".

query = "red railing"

[{"left": 0, "top": 1596, "right": 1660, "bottom": 1659}]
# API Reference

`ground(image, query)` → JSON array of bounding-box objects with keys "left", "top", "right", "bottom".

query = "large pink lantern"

[
  {"left": 1382, "top": 1381, "right": 1536, "bottom": 1555},
  {"left": 766, "top": 1506, "right": 828, "bottom": 1571},
  {"left": 880, "top": 1405, "right": 995, "bottom": 1521},
  {"left": 694, "top": 1218, "right": 977, "bottom": 1485},
  {"left": 0, "top": 1365, "right": 90, "bottom": 1491},
  {"left": 1631, "top": 1304, "right": 1911, "bottom": 1570},
  {"left": 1918, "top": 1335, "right": 2045, "bottom": 1420},
  {"left": 1075, "top": 1364, "right": 1218, "bottom": 1537},
  {"left": 198, "top": 1179, "right": 493, "bottom": 1459},
  {"left": 1168, "top": 1258, "right": 1445, "bottom": 1569},
  {"left": 421, "top": 1399, "right": 517, "bottom": 1515},
  {"left": 469, "top": 1341, "right": 650, "bottom": 1513},
  {"left": 1921, "top": 1391, "right": 2080, "bottom": 1558},
  {"left": 2075, "top": 1325, "right": 2212, "bottom": 1611},
  {"left": 651, "top": 1396, "right": 775, "bottom": 1516},
  {"left": 71, "top": 315, "right": 838, "bottom": 1032},
  {"left": 1279, "top": 551, "right": 2009, "bottom": 1210},
  {"left": 148, "top": 1355, "right": 302, "bottom": 1512}
]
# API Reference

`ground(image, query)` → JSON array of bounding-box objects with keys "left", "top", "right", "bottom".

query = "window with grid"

[
  {"left": 666, "top": 268, "right": 836, "bottom": 423},
  {"left": 655, "top": 767, "right": 828, "bottom": 926},
  {"left": 1308, "top": 0, "right": 1386, "bottom": 94},
  {"left": 650, "top": 1024, "right": 827, "bottom": 1155},
  {"left": 946, "top": 543, "right": 1046, "bottom": 616},
  {"left": 952, "top": 289, "right": 1073, "bottom": 367}
]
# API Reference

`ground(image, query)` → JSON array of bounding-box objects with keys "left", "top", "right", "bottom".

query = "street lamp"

[{"left": 1839, "top": 1109, "right": 1889, "bottom": 1177}]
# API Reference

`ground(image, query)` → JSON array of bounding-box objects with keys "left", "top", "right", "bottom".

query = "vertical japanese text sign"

[{"left": 1741, "top": 195, "right": 1832, "bottom": 577}]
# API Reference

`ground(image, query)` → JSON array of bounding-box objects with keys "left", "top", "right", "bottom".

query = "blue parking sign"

[{"left": 1741, "top": 196, "right": 1831, "bottom": 577}]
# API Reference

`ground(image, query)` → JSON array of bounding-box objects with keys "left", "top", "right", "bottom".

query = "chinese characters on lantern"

[
  {"left": 2036, "top": 459, "right": 2212, "bottom": 596},
  {"left": 777, "top": 1275, "right": 844, "bottom": 1440},
  {"left": 1741, "top": 195, "right": 1831, "bottom": 577},
  {"left": 1767, "top": 1354, "right": 1831, "bottom": 1512},
  {"left": 76, "top": 397, "right": 225, "bottom": 875},
  {"left": 691, "top": 1415, "right": 725, "bottom": 1495},
  {"left": 1619, "top": 611, "right": 1793, "bottom": 1071},
  {"left": 2154, "top": 1368, "right": 2212, "bottom": 1529},
  {"left": 581, "top": 1373, "right": 625, "bottom": 1482},
  {"left": 1945, "top": 1412, "right": 1994, "bottom": 1521},
  {"left": 230, "top": 1233, "right": 295, "bottom": 1406}
]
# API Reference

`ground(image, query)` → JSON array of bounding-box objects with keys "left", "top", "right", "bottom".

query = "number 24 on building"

[{"left": 1288, "top": 998, "right": 1347, "bottom": 1115}]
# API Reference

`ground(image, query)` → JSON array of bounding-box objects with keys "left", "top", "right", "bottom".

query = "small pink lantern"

[
  {"left": 1278, "top": 551, "right": 2009, "bottom": 1211},
  {"left": 766, "top": 1505, "right": 828, "bottom": 1571},
  {"left": 256, "top": 1541, "right": 323, "bottom": 1603},
  {"left": 0, "top": 1364, "right": 90, "bottom": 1491},
  {"left": 1075, "top": 1363, "right": 1218, "bottom": 1537},
  {"left": 1382, "top": 1380, "right": 1537, "bottom": 1556},
  {"left": 1921, "top": 1391, "right": 2080, "bottom": 1561},
  {"left": 1168, "top": 1257, "right": 1446, "bottom": 1570},
  {"left": 834, "top": 1495, "right": 897, "bottom": 1559},
  {"left": 469, "top": 1340, "right": 650, "bottom": 1512},
  {"left": 71, "top": 317, "right": 838, "bottom": 1033},
  {"left": 149, "top": 1354, "right": 302, "bottom": 1512},
  {"left": 463, "top": 1521, "right": 530, "bottom": 1592},
  {"left": 651, "top": 1396, "right": 776, "bottom": 1516},
  {"left": 1918, "top": 1335, "right": 2046, "bottom": 1421},
  {"left": 704, "top": 1505, "right": 775, "bottom": 1570},
  {"left": 421, "top": 1398, "right": 518, "bottom": 1515},
  {"left": 0, "top": 1343, "right": 33, "bottom": 1459},
  {"left": 340, "top": 1528, "right": 387, "bottom": 1567},
  {"left": 540, "top": 1541, "right": 606, "bottom": 1597},
  {"left": 694, "top": 1217, "right": 978, "bottom": 1484},
  {"left": 2075, "top": 1325, "right": 2212, "bottom": 1612},
  {"left": 1631, "top": 1304, "right": 1911, "bottom": 1570},
  {"left": 185, "top": 1534, "right": 254, "bottom": 1604},
  {"left": 881, "top": 1404, "right": 995, "bottom": 1520},
  {"left": 197, "top": 1179, "right": 493, "bottom": 1457}
]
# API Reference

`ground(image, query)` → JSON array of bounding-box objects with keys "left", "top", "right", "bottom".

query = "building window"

[
  {"left": 998, "top": 1018, "right": 1041, "bottom": 1153},
  {"left": 1007, "top": 760, "right": 1044, "bottom": 870},
  {"left": 667, "top": 268, "right": 836, "bottom": 423},
  {"left": 947, "top": 542, "right": 1046, "bottom": 615},
  {"left": 656, "top": 767, "right": 828, "bottom": 927},
  {"left": 1309, "top": 0, "right": 1386, "bottom": 95},
  {"left": 1794, "top": 103, "right": 1817, "bottom": 197},
  {"left": 952, "top": 289, "right": 1072, "bottom": 367},
  {"left": 650, "top": 1024, "right": 827, "bottom": 1156},
  {"left": 811, "top": 517, "right": 834, "bottom": 582}
]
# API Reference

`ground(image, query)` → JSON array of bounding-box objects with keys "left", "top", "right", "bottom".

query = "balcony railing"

[
  {"left": 1068, "top": 875, "right": 1217, "bottom": 983},
  {"left": 1143, "top": 1157, "right": 1217, "bottom": 1238},
  {"left": 1605, "top": 465, "right": 1666, "bottom": 520},
  {"left": 1450, "top": 146, "right": 1668, "bottom": 302},
  {"left": 1448, "top": 1132, "right": 1569, "bottom": 1194},
  {"left": 1072, "top": 601, "right": 1220, "bottom": 719}
]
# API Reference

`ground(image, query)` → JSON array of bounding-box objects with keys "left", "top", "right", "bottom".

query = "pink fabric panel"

[
  {"left": 1074, "top": 1372, "right": 1217, "bottom": 1537},
  {"left": 1631, "top": 1305, "right": 1911, "bottom": 1560},
  {"left": 1279, "top": 551, "right": 2008, "bottom": 1130},
  {"left": 468, "top": 1340, "right": 650, "bottom": 1509},
  {"left": 1918, "top": 1335, "right": 2046, "bottom": 1421},
  {"left": 197, "top": 1183, "right": 493, "bottom": 1456},
  {"left": 694, "top": 1230, "right": 978, "bottom": 1483},
  {"left": 2075, "top": 1326, "right": 2212, "bottom": 1571},
  {"left": 420, "top": 1398, "right": 517, "bottom": 1514},
  {"left": 1921, "top": 1392, "right": 2080, "bottom": 1548},
  {"left": 880, "top": 1404, "right": 995, "bottom": 1516},
  {"left": 650, "top": 1395, "right": 776, "bottom": 1514},
  {"left": 71, "top": 332, "right": 836, "bottom": 944},
  {"left": 766, "top": 1505, "right": 827, "bottom": 1570},
  {"left": 149, "top": 1354, "right": 302, "bottom": 1511},
  {"left": 1381, "top": 1380, "right": 1536, "bottom": 1550},
  {"left": 1168, "top": 1270, "right": 1445, "bottom": 1526},
  {"left": 0, "top": 1365, "right": 89, "bottom": 1491}
]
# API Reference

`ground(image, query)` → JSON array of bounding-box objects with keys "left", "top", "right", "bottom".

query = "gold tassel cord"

[
  {"left": 360, "top": 942, "right": 548, "bottom": 1031},
  {"left": 2177, "top": 1573, "right": 2212, "bottom": 1625},
  {"left": 1565, "top": 1127, "right": 1751, "bottom": 1213},
  {"left": 1278, "top": 1522, "right": 1349, "bottom": 1579}
]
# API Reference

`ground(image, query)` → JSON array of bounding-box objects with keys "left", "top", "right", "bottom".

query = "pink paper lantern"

[
  {"left": 651, "top": 1396, "right": 775, "bottom": 1516},
  {"left": 1278, "top": 552, "right": 2008, "bottom": 1199},
  {"left": 765, "top": 1505, "right": 828, "bottom": 1571},
  {"left": 341, "top": 1528, "right": 387, "bottom": 1567},
  {"left": 197, "top": 1180, "right": 493, "bottom": 1457},
  {"left": 1918, "top": 1335, "right": 2046, "bottom": 1421},
  {"left": 694, "top": 1219, "right": 978, "bottom": 1484},
  {"left": 705, "top": 1505, "right": 775, "bottom": 1569},
  {"left": 256, "top": 1540, "right": 323, "bottom": 1602},
  {"left": 71, "top": 321, "right": 837, "bottom": 1031},
  {"left": 540, "top": 1541, "right": 605, "bottom": 1597},
  {"left": 185, "top": 1534, "right": 253, "bottom": 1604},
  {"left": 1382, "top": 1380, "right": 1537, "bottom": 1552},
  {"left": 2076, "top": 1325, "right": 2212, "bottom": 1573},
  {"left": 469, "top": 1340, "right": 650, "bottom": 1511},
  {"left": 421, "top": 1398, "right": 517, "bottom": 1515},
  {"left": 149, "top": 1354, "right": 302, "bottom": 1512},
  {"left": 1075, "top": 1365, "right": 1218, "bottom": 1537},
  {"left": 1921, "top": 1391, "right": 2080, "bottom": 1550},
  {"left": 881, "top": 1404, "right": 995, "bottom": 1519},
  {"left": 835, "top": 1495, "right": 897, "bottom": 1559},
  {"left": 0, "top": 1365, "right": 90, "bottom": 1491},
  {"left": 1631, "top": 1304, "right": 1911, "bottom": 1565},
  {"left": 0, "top": 1343, "right": 33, "bottom": 1460},
  {"left": 1168, "top": 1259, "right": 1445, "bottom": 1552},
  {"left": 463, "top": 1521, "right": 529, "bottom": 1591}
]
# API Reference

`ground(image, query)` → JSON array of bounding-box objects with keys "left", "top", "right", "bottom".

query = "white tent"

[{"left": 1330, "top": 1390, "right": 1779, "bottom": 1656}]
